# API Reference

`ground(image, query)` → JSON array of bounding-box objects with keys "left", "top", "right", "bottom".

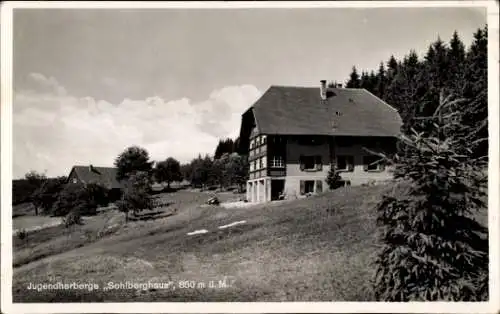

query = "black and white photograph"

[{"left": 1, "top": 1, "right": 499, "bottom": 312}]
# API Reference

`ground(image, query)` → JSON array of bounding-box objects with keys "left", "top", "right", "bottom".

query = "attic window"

[{"left": 335, "top": 111, "right": 342, "bottom": 116}]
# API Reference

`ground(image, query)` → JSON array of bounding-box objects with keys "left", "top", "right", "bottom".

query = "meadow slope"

[{"left": 12, "top": 184, "right": 487, "bottom": 302}]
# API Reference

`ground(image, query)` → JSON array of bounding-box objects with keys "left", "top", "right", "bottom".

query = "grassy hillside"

[{"left": 12, "top": 184, "right": 487, "bottom": 302}]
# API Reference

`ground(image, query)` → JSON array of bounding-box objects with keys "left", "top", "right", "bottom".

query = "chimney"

[{"left": 320, "top": 80, "right": 327, "bottom": 100}]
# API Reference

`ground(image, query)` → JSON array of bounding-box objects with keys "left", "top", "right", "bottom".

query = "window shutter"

[
  {"left": 299, "top": 155, "right": 305, "bottom": 171},
  {"left": 300, "top": 180, "right": 305, "bottom": 195},
  {"left": 316, "top": 180, "right": 323, "bottom": 193},
  {"left": 315, "top": 156, "right": 322, "bottom": 171}
]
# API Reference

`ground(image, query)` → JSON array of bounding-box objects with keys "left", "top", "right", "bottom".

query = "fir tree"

[
  {"left": 462, "top": 26, "right": 488, "bottom": 159},
  {"left": 233, "top": 136, "right": 241, "bottom": 153},
  {"left": 447, "top": 31, "right": 467, "bottom": 95},
  {"left": 360, "top": 71, "right": 370, "bottom": 90},
  {"left": 368, "top": 70, "right": 378, "bottom": 93},
  {"left": 373, "top": 92, "right": 488, "bottom": 301},
  {"left": 419, "top": 37, "right": 450, "bottom": 122},
  {"left": 384, "top": 50, "right": 424, "bottom": 132},
  {"left": 214, "top": 138, "right": 235, "bottom": 160},
  {"left": 346, "top": 66, "right": 362, "bottom": 88},
  {"left": 326, "top": 166, "right": 343, "bottom": 190},
  {"left": 375, "top": 61, "right": 387, "bottom": 98},
  {"left": 387, "top": 55, "right": 399, "bottom": 81}
]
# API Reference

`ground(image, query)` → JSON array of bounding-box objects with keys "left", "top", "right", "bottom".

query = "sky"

[{"left": 12, "top": 6, "right": 487, "bottom": 178}]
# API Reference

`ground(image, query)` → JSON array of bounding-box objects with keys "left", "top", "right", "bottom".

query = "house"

[
  {"left": 67, "top": 165, "right": 123, "bottom": 199},
  {"left": 238, "top": 80, "right": 403, "bottom": 203}
]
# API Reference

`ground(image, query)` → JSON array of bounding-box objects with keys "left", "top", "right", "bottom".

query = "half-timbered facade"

[{"left": 239, "top": 81, "right": 402, "bottom": 203}]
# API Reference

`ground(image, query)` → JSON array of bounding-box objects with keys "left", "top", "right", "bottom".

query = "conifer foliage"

[
  {"left": 344, "top": 26, "right": 487, "bottom": 156},
  {"left": 346, "top": 66, "right": 361, "bottom": 88},
  {"left": 343, "top": 26, "right": 489, "bottom": 301},
  {"left": 326, "top": 165, "right": 343, "bottom": 190},
  {"left": 214, "top": 138, "right": 236, "bottom": 160},
  {"left": 373, "top": 92, "right": 488, "bottom": 301}
]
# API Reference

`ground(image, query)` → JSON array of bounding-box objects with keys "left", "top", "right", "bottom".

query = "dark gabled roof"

[
  {"left": 68, "top": 165, "right": 123, "bottom": 189},
  {"left": 246, "top": 86, "right": 402, "bottom": 137}
]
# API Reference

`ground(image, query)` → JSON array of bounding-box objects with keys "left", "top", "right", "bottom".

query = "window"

[
  {"left": 301, "top": 156, "right": 315, "bottom": 170},
  {"left": 336, "top": 155, "right": 354, "bottom": 172},
  {"left": 259, "top": 157, "right": 264, "bottom": 169},
  {"left": 256, "top": 136, "right": 261, "bottom": 146},
  {"left": 262, "top": 156, "right": 267, "bottom": 169},
  {"left": 300, "top": 180, "right": 315, "bottom": 195},
  {"left": 363, "top": 156, "right": 384, "bottom": 172},
  {"left": 261, "top": 135, "right": 267, "bottom": 145},
  {"left": 250, "top": 160, "right": 255, "bottom": 172},
  {"left": 72, "top": 178, "right": 78, "bottom": 184},
  {"left": 250, "top": 138, "right": 255, "bottom": 149},
  {"left": 300, "top": 155, "right": 322, "bottom": 171},
  {"left": 270, "top": 156, "right": 285, "bottom": 168}
]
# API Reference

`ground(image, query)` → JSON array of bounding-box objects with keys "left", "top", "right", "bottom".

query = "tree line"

[
  {"left": 114, "top": 137, "right": 247, "bottom": 191},
  {"left": 343, "top": 26, "right": 487, "bottom": 158},
  {"left": 14, "top": 136, "right": 248, "bottom": 221},
  {"left": 343, "top": 26, "right": 489, "bottom": 301}
]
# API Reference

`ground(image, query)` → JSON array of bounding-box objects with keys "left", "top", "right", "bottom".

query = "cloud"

[
  {"left": 101, "top": 76, "right": 118, "bottom": 87},
  {"left": 27, "top": 72, "right": 67, "bottom": 96},
  {"left": 13, "top": 74, "right": 262, "bottom": 178}
]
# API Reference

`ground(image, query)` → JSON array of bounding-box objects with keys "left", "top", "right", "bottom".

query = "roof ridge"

[
  {"left": 270, "top": 85, "right": 368, "bottom": 91},
  {"left": 72, "top": 165, "right": 116, "bottom": 170},
  {"left": 270, "top": 85, "right": 318, "bottom": 89}
]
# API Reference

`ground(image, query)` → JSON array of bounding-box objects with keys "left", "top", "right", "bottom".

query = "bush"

[
  {"left": 13, "top": 171, "right": 48, "bottom": 206},
  {"left": 13, "top": 180, "right": 38, "bottom": 205},
  {"left": 63, "top": 208, "right": 83, "bottom": 228},
  {"left": 17, "top": 229, "right": 28, "bottom": 241},
  {"left": 52, "top": 183, "right": 108, "bottom": 217},
  {"left": 116, "top": 171, "right": 153, "bottom": 222},
  {"left": 373, "top": 93, "right": 488, "bottom": 301},
  {"left": 31, "top": 177, "right": 67, "bottom": 215},
  {"left": 85, "top": 183, "right": 110, "bottom": 207},
  {"left": 326, "top": 166, "right": 343, "bottom": 190},
  {"left": 107, "top": 188, "right": 122, "bottom": 202}
]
